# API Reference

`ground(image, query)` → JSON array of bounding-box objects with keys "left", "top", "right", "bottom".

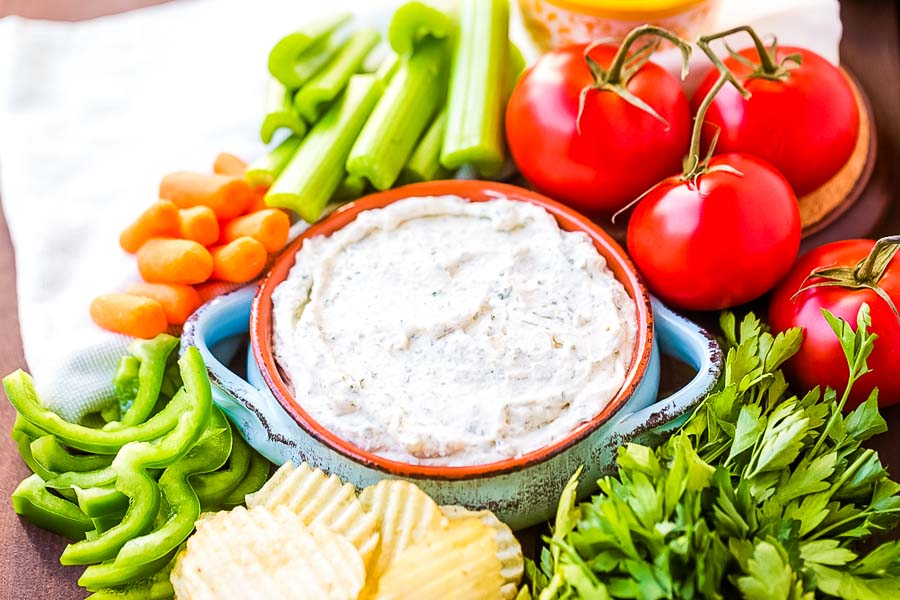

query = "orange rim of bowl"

[{"left": 251, "top": 181, "right": 653, "bottom": 480}]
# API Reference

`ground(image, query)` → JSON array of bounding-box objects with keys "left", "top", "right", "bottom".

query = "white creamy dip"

[{"left": 271, "top": 196, "right": 637, "bottom": 466}]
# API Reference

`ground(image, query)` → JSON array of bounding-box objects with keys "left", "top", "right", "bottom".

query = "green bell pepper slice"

[
  {"left": 193, "top": 418, "right": 251, "bottom": 510},
  {"left": 114, "top": 335, "right": 179, "bottom": 428},
  {"left": 113, "top": 356, "right": 140, "bottom": 420},
  {"left": 11, "top": 415, "right": 56, "bottom": 481},
  {"left": 6, "top": 376, "right": 192, "bottom": 455},
  {"left": 31, "top": 435, "right": 114, "bottom": 474},
  {"left": 111, "top": 407, "right": 231, "bottom": 570},
  {"left": 60, "top": 347, "right": 212, "bottom": 565},
  {"left": 85, "top": 554, "right": 176, "bottom": 599},
  {"left": 79, "top": 549, "right": 177, "bottom": 593},
  {"left": 11, "top": 474, "right": 93, "bottom": 540},
  {"left": 75, "top": 485, "right": 129, "bottom": 519},
  {"left": 219, "top": 448, "right": 271, "bottom": 508}
]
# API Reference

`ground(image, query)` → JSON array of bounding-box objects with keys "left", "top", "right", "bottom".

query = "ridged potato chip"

[
  {"left": 171, "top": 505, "right": 365, "bottom": 600},
  {"left": 369, "top": 518, "right": 503, "bottom": 600},
  {"left": 441, "top": 505, "right": 524, "bottom": 600},
  {"left": 246, "top": 462, "right": 379, "bottom": 565},
  {"left": 359, "top": 480, "right": 448, "bottom": 584}
]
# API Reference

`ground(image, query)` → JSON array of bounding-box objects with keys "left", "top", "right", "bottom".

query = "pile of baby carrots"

[{"left": 91, "top": 153, "right": 291, "bottom": 339}]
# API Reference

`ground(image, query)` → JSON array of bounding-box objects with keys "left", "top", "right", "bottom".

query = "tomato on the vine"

[
  {"left": 769, "top": 237, "right": 900, "bottom": 410},
  {"left": 506, "top": 26, "right": 692, "bottom": 217},
  {"left": 692, "top": 32, "right": 859, "bottom": 197},
  {"left": 627, "top": 153, "right": 801, "bottom": 310},
  {"left": 626, "top": 27, "right": 803, "bottom": 311}
]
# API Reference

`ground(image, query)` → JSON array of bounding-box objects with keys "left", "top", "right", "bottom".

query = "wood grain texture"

[{"left": 0, "top": 1, "right": 897, "bottom": 598}]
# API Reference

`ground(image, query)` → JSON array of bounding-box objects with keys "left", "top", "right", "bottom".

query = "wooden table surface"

[{"left": 0, "top": 1, "right": 898, "bottom": 598}]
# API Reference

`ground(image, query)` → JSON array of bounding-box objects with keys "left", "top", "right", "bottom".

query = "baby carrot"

[
  {"left": 125, "top": 282, "right": 202, "bottom": 325},
  {"left": 221, "top": 209, "right": 290, "bottom": 253},
  {"left": 244, "top": 187, "right": 269, "bottom": 214},
  {"left": 159, "top": 172, "right": 251, "bottom": 220},
  {"left": 178, "top": 206, "right": 220, "bottom": 247},
  {"left": 119, "top": 201, "right": 180, "bottom": 254},
  {"left": 137, "top": 239, "right": 213, "bottom": 285},
  {"left": 213, "top": 153, "right": 247, "bottom": 176},
  {"left": 210, "top": 237, "right": 267, "bottom": 283},
  {"left": 90, "top": 294, "right": 168, "bottom": 339}
]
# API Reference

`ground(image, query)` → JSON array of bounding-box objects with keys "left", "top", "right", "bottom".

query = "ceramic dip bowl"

[{"left": 182, "top": 181, "right": 722, "bottom": 530}]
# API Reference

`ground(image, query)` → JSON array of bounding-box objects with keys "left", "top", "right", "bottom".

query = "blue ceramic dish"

[{"left": 181, "top": 182, "right": 722, "bottom": 529}]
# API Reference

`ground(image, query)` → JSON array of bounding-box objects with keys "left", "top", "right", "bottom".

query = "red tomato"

[
  {"left": 506, "top": 43, "right": 691, "bottom": 217},
  {"left": 769, "top": 239, "right": 900, "bottom": 409},
  {"left": 692, "top": 46, "right": 859, "bottom": 197},
  {"left": 626, "top": 153, "right": 801, "bottom": 310}
]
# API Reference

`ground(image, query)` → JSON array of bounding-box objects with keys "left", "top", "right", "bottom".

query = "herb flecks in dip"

[{"left": 272, "top": 196, "right": 637, "bottom": 466}]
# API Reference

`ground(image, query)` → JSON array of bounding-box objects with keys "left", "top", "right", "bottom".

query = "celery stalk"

[
  {"left": 388, "top": 2, "right": 456, "bottom": 55},
  {"left": 268, "top": 13, "right": 351, "bottom": 89},
  {"left": 261, "top": 78, "right": 307, "bottom": 144},
  {"left": 332, "top": 174, "right": 368, "bottom": 202},
  {"left": 403, "top": 107, "right": 449, "bottom": 183},
  {"left": 294, "top": 29, "right": 380, "bottom": 123},
  {"left": 246, "top": 136, "right": 303, "bottom": 188},
  {"left": 375, "top": 52, "right": 400, "bottom": 84},
  {"left": 266, "top": 74, "right": 383, "bottom": 223},
  {"left": 440, "top": 0, "right": 509, "bottom": 176},
  {"left": 289, "top": 37, "right": 345, "bottom": 88},
  {"left": 346, "top": 39, "right": 449, "bottom": 191}
]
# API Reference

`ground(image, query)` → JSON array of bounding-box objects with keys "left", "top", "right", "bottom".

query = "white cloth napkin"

[{"left": 0, "top": 0, "right": 840, "bottom": 421}]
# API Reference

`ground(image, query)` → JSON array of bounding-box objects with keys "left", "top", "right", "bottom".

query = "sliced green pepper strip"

[
  {"left": 113, "top": 356, "right": 140, "bottom": 420},
  {"left": 294, "top": 28, "right": 381, "bottom": 123},
  {"left": 60, "top": 348, "right": 212, "bottom": 565},
  {"left": 193, "top": 419, "right": 251, "bottom": 510},
  {"left": 31, "top": 436, "right": 114, "bottom": 474},
  {"left": 4, "top": 375, "right": 191, "bottom": 454},
  {"left": 91, "top": 511, "right": 126, "bottom": 534},
  {"left": 100, "top": 402, "right": 121, "bottom": 424},
  {"left": 112, "top": 407, "right": 231, "bottom": 569},
  {"left": 346, "top": 37, "right": 449, "bottom": 191},
  {"left": 441, "top": 0, "right": 510, "bottom": 176},
  {"left": 85, "top": 554, "right": 176, "bottom": 599},
  {"left": 266, "top": 73, "right": 384, "bottom": 222},
  {"left": 157, "top": 361, "right": 182, "bottom": 404},
  {"left": 388, "top": 1, "right": 456, "bottom": 55},
  {"left": 75, "top": 485, "right": 128, "bottom": 518},
  {"left": 80, "top": 549, "right": 177, "bottom": 592},
  {"left": 11, "top": 474, "right": 93, "bottom": 540},
  {"left": 219, "top": 449, "right": 271, "bottom": 508},
  {"left": 86, "top": 579, "right": 173, "bottom": 600},
  {"left": 11, "top": 415, "right": 56, "bottom": 480},
  {"left": 403, "top": 106, "right": 449, "bottom": 183},
  {"left": 268, "top": 13, "right": 351, "bottom": 89},
  {"left": 114, "top": 336, "right": 179, "bottom": 428},
  {"left": 261, "top": 78, "right": 308, "bottom": 145},
  {"left": 245, "top": 135, "right": 303, "bottom": 188}
]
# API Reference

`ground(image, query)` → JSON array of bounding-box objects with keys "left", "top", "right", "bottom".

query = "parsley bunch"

[{"left": 528, "top": 306, "right": 900, "bottom": 599}]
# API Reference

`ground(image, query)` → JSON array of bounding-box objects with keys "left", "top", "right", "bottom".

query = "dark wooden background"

[{"left": 0, "top": 1, "right": 897, "bottom": 598}]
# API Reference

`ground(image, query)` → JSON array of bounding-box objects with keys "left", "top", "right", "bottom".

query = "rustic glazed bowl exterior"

[{"left": 182, "top": 181, "right": 722, "bottom": 530}]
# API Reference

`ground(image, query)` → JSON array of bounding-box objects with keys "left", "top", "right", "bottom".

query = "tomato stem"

[
  {"left": 794, "top": 236, "right": 900, "bottom": 324},
  {"left": 576, "top": 25, "right": 691, "bottom": 134},
  {"left": 680, "top": 31, "right": 761, "bottom": 180},
  {"left": 855, "top": 236, "right": 900, "bottom": 283},
  {"left": 683, "top": 73, "right": 728, "bottom": 179},
  {"left": 698, "top": 25, "right": 801, "bottom": 84},
  {"left": 604, "top": 25, "right": 691, "bottom": 85}
]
